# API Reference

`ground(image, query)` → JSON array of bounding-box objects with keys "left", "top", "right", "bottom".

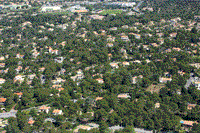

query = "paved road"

[
  {"left": 134, "top": 1, "right": 144, "bottom": 12},
  {"left": 0, "top": 110, "right": 17, "bottom": 118}
]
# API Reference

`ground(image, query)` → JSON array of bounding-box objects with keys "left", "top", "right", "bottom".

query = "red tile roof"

[{"left": 0, "top": 98, "right": 6, "bottom": 103}]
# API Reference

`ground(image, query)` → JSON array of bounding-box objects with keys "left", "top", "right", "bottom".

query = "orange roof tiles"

[
  {"left": 39, "top": 106, "right": 50, "bottom": 110},
  {"left": 56, "top": 88, "right": 64, "bottom": 91},
  {"left": 28, "top": 120, "right": 35, "bottom": 125},
  {"left": 53, "top": 109, "right": 61, "bottom": 113},
  {"left": 95, "top": 97, "right": 103, "bottom": 101},
  {"left": 0, "top": 98, "right": 6, "bottom": 103},
  {"left": 181, "top": 120, "right": 198, "bottom": 126},
  {"left": 14, "top": 92, "right": 23, "bottom": 96}
]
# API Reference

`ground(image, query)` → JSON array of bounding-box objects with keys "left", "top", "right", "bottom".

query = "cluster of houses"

[{"left": 0, "top": 1, "right": 200, "bottom": 131}]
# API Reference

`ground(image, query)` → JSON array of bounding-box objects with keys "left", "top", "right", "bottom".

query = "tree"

[
  {"left": 29, "top": 109, "right": 37, "bottom": 118},
  {"left": 60, "top": 122, "right": 72, "bottom": 130},
  {"left": 16, "top": 111, "right": 29, "bottom": 131},
  {"left": 99, "top": 120, "right": 108, "bottom": 132},
  {"left": 116, "top": 126, "right": 135, "bottom": 133},
  {"left": 14, "top": 94, "right": 19, "bottom": 103},
  {"left": 34, "top": 114, "right": 45, "bottom": 129},
  {"left": 5, "top": 117, "right": 21, "bottom": 133},
  {"left": 192, "top": 123, "right": 200, "bottom": 133}
]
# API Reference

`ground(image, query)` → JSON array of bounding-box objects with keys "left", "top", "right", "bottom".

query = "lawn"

[
  {"left": 100, "top": 9, "right": 123, "bottom": 15},
  {"left": 41, "top": 11, "right": 70, "bottom": 16},
  {"left": 146, "top": 83, "right": 165, "bottom": 94}
]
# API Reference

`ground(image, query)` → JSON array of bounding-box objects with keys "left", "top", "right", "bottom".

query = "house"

[
  {"left": 129, "top": 33, "right": 141, "bottom": 39},
  {"left": 155, "top": 103, "right": 160, "bottom": 108},
  {"left": 0, "top": 78, "right": 5, "bottom": 84},
  {"left": 110, "top": 62, "right": 119, "bottom": 69},
  {"left": 39, "top": 106, "right": 51, "bottom": 114},
  {"left": 0, "top": 63, "right": 5, "bottom": 68},
  {"left": 106, "top": 43, "right": 114, "bottom": 47},
  {"left": 132, "top": 76, "right": 137, "bottom": 84},
  {"left": 56, "top": 87, "right": 64, "bottom": 92},
  {"left": 117, "top": 93, "right": 131, "bottom": 99},
  {"left": 143, "top": 45, "right": 149, "bottom": 50},
  {"left": 0, "top": 98, "right": 6, "bottom": 105},
  {"left": 159, "top": 77, "right": 172, "bottom": 83},
  {"left": 28, "top": 119, "right": 35, "bottom": 126},
  {"left": 16, "top": 53, "right": 24, "bottom": 59},
  {"left": 32, "top": 51, "right": 40, "bottom": 58},
  {"left": 133, "top": 60, "right": 141, "bottom": 64},
  {"left": 87, "top": 123, "right": 99, "bottom": 129},
  {"left": 44, "top": 118, "right": 56, "bottom": 123},
  {"left": 107, "top": 37, "right": 115, "bottom": 42},
  {"left": 156, "top": 33, "right": 163, "bottom": 37},
  {"left": 194, "top": 81, "right": 200, "bottom": 90},
  {"left": 122, "top": 25, "right": 129, "bottom": 29},
  {"left": 15, "top": 66, "right": 23, "bottom": 73},
  {"left": 74, "top": 9, "right": 88, "bottom": 14},
  {"left": 14, "top": 92, "right": 23, "bottom": 98},
  {"left": 52, "top": 77, "right": 65, "bottom": 84},
  {"left": 122, "top": 61, "right": 130, "bottom": 66},
  {"left": 178, "top": 70, "right": 186, "bottom": 76},
  {"left": 89, "top": 15, "right": 104, "bottom": 20},
  {"left": 40, "top": 5, "right": 62, "bottom": 12},
  {"left": 180, "top": 120, "right": 198, "bottom": 131},
  {"left": 134, "top": 128, "right": 153, "bottom": 133},
  {"left": 52, "top": 109, "right": 62, "bottom": 115},
  {"left": 109, "top": 125, "right": 124, "bottom": 133},
  {"left": 52, "top": 85, "right": 62, "bottom": 89},
  {"left": 172, "top": 47, "right": 181, "bottom": 51},
  {"left": 38, "top": 67, "right": 45, "bottom": 72},
  {"left": 169, "top": 32, "right": 177, "bottom": 38},
  {"left": 95, "top": 78, "right": 104, "bottom": 84},
  {"left": 187, "top": 103, "right": 196, "bottom": 110},
  {"left": 74, "top": 125, "right": 92, "bottom": 132},
  {"left": 14, "top": 75, "right": 25, "bottom": 83},
  {"left": 121, "top": 35, "right": 130, "bottom": 41},
  {"left": 190, "top": 63, "right": 200, "bottom": 69},
  {"left": 108, "top": 53, "right": 112, "bottom": 60},
  {"left": 110, "top": 27, "right": 118, "bottom": 31},
  {"left": 0, "top": 56, "right": 5, "bottom": 61},
  {"left": 157, "top": 38, "right": 164, "bottom": 44},
  {"left": 95, "top": 97, "right": 103, "bottom": 101},
  {"left": 27, "top": 74, "right": 36, "bottom": 80}
]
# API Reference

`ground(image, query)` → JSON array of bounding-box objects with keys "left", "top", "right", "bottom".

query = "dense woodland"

[{"left": 0, "top": 0, "right": 200, "bottom": 133}]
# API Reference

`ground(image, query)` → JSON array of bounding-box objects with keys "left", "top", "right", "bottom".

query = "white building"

[{"left": 40, "top": 5, "right": 62, "bottom": 12}]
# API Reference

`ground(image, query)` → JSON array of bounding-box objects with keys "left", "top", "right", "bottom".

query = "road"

[{"left": 133, "top": 1, "right": 144, "bottom": 12}]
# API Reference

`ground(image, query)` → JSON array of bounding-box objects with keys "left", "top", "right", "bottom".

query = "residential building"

[
  {"left": 40, "top": 5, "right": 62, "bottom": 12},
  {"left": 180, "top": 120, "right": 198, "bottom": 131},
  {"left": 110, "top": 62, "right": 119, "bottom": 69},
  {"left": 155, "top": 103, "right": 160, "bottom": 108},
  {"left": 28, "top": 119, "right": 35, "bottom": 126},
  {"left": 0, "top": 98, "right": 6, "bottom": 105},
  {"left": 0, "top": 78, "right": 5, "bottom": 84},
  {"left": 159, "top": 77, "right": 172, "bottom": 83},
  {"left": 194, "top": 81, "right": 200, "bottom": 90},
  {"left": 169, "top": 32, "right": 177, "bottom": 38},
  {"left": 187, "top": 103, "right": 196, "bottom": 110},
  {"left": 52, "top": 109, "right": 62, "bottom": 115},
  {"left": 14, "top": 92, "right": 23, "bottom": 98},
  {"left": 89, "top": 15, "right": 104, "bottom": 20},
  {"left": 39, "top": 105, "right": 51, "bottom": 114},
  {"left": 0, "top": 63, "right": 5, "bottom": 68},
  {"left": 117, "top": 93, "right": 131, "bottom": 99},
  {"left": 121, "top": 35, "right": 130, "bottom": 41},
  {"left": 95, "top": 78, "right": 104, "bottom": 84}
]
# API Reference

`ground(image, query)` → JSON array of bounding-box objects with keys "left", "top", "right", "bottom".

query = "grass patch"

[
  {"left": 100, "top": 9, "right": 123, "bottom": 15},
  {"left": 146, "top": 83, "right": 165, "bottom": 94},
  {"left": 41, "top": 11, "right": 70, "bottom": 15}
]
